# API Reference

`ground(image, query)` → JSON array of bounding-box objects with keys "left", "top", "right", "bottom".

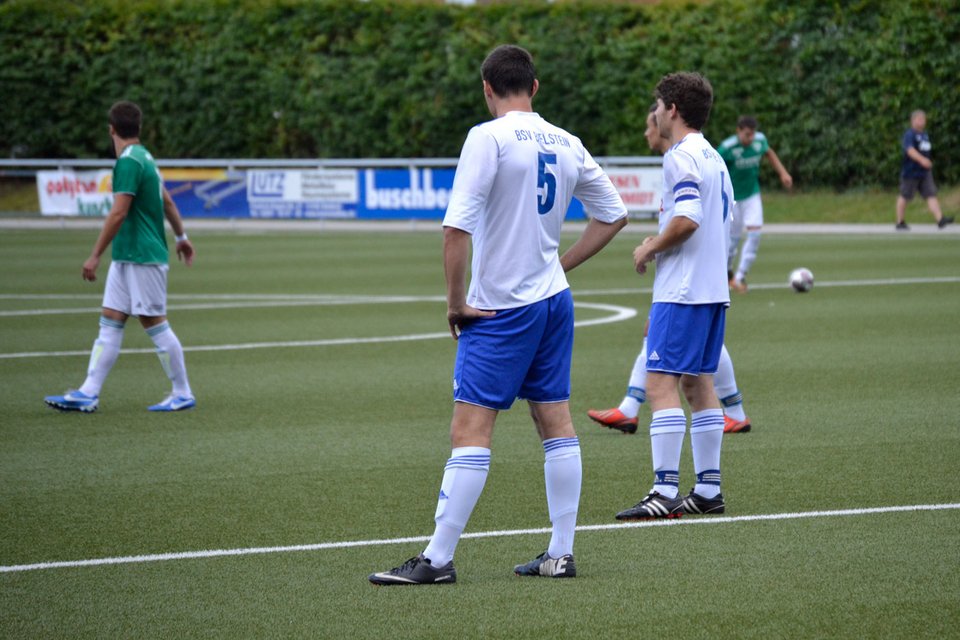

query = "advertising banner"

[
  {"left": 38, "top": 163, "right": 661, "bottom": 220},
  {"left": 37, "top": 170, "right": 113, "bottom": 216},
  {"left": 247, "top": 169, "right": 359, "bottom": 218},
  {"left": 606, "top": 167, "right": 662, "bottom": 215},
  {"left": 163, "top": 169, "right": 247, "bottom": 218},
  {"left": 358, "top": 168, "right": 453, "bottom": 219}
]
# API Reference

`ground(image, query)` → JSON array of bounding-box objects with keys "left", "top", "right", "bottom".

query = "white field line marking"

[
  {"left": 0, "top": 297, "right": 446, "bottom": 317},
  {"left": 2, "top": 275, "right": 957, "bottom": 317},
  {"left": 0, "top": 294, "right": 446, "bottom": 317},
  {"left": 573, "top": 275, "right": 960, "bottom": 297},
  {"left": 0, "top": 302, "right": 635, "bottom": 360},
  {"left": 2, "top": 502, "right": 956, "bottom": 574}
]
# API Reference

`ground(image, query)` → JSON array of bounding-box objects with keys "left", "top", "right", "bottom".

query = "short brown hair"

[
  {"left": 108, "top": 101, "right": 141, "bottom": 138},
  {"left": 737, "top": 115, "right": 758, "bottom": 130},
  {"left": 654, "top": 72, "right": 713, "bottom": 131},
  {"left": 481, "top": 45, "right": 537, "bottom": 98}
]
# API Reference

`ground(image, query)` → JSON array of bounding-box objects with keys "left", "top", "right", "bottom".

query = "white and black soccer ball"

[{"left": 789, "top": 267, "right": 814, "bottom": 293}]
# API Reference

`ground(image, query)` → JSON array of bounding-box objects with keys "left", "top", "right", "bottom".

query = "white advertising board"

[
  {"left": 246, "top": 169, "right": 359, "bottom": 218},
  {"left": 605, "top": 167, "right": 662, "bottom": 215},
  {"left": 37, "top": 170, "right": 113, "bottom": 216}
]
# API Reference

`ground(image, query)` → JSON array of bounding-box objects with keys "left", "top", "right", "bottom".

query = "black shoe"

[
  {"left": 368, "top": 554, "right": 456, "bottom": 586},
  {"left": 681, "top": 489, "right": 726, "bottom": 515},
  {"left": 514, "top": 551, "right": 576, "bottom": 578},
  {"left": 615, "top": 491, "right": 684, "bottom": 521},
  {"left": 895, "top": 221, "right": 910, "bottom": 230},
  {"left": 938, "top": 216, "right": 955, "bottom": 229}
]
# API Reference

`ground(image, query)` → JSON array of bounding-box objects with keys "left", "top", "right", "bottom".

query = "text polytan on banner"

[{"left": 37, "top": 170, "right": 114, "bottom": 216}]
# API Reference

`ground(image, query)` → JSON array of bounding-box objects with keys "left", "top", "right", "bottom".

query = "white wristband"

[{"left": 175, "top": 233, "right": 188, "bottom": 243}]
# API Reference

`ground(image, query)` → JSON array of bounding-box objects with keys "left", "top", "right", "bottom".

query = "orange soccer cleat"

[
  {"left": 587, "top": 408, "right": 638, "bottom": 434},
  {"left": 723, "top": 415, "right": 752, "bottom": 433}
]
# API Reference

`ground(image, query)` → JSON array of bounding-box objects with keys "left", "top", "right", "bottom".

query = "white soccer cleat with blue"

[
  {"left": 148, "top": 394, "right": 196, "bottom": 412},
  {"left": 44, "top": 390, "right": 99, "bottom": 413}
]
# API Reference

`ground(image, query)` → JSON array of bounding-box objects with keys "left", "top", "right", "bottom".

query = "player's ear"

[{"left": 530, "top": 78, "right": 539, "bottom": 99}]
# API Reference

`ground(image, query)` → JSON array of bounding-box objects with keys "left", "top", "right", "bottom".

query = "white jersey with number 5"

[
  {"left": 443, "top": 110, "right": 627, "bottom": 310},
  {"left": 654, "top": 132, "right": 732, "bottom": 305}
]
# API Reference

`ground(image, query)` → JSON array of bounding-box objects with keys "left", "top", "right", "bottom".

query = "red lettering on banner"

[
  {"left": 621, "top": 193, "right": 654, "bottom": 205},
  {"left": 611, "top": 175, "right": 640, "bottom": 189},
  {"left": 47, "top": 177, "right": 98, "bottom": 198}
]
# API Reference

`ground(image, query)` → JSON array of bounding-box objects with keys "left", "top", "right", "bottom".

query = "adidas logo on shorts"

[{"left": 649, "top": 351, "right": 660, "bottom": 361}]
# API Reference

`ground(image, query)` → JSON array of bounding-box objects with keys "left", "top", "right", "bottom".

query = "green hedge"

[{"left": 1, "top": 0, "right": 957, "bottom": 187}]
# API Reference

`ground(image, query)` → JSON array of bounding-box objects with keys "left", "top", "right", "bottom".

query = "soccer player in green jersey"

[
  {"left": 718, "top": 116, "right": 792, "bottom": 293},
  {"left": 45, "top": 101, "right": 196, "bottom": 413}
]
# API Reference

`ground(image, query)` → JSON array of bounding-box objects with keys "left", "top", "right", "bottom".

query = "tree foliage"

[{"left": 1, "top": 0, "right": 956, "bottom": 187}]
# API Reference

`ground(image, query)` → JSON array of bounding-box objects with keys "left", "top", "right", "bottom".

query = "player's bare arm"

[
  {"left": 633, "top": 216, "right": 699, "bottom": 274},
  {"left": 905, "top": 146, "right": 932, "bottom": 169},
  {"left": 765, "top": 147, "right": 793, "bottom": 189},
  {"left": 82, "top": 194, "right": 133, "bottom": 281},
  {"left": 162, "top": 187, "right": 195, "bottom": 266},
  {"left": 560, "top": 216, "right": 627, "bottom": 273},
  {"left": 443, "top": 226, "right": 495, "bottom": 339}
]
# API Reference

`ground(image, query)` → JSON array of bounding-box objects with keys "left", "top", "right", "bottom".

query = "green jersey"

[
  {"left": 717, "top": 132, "right": 769, "bottom": 201},
  {"left": 111, "top": 144, "right": 167, "bottom": 264}
]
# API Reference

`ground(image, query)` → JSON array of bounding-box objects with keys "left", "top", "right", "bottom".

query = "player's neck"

[
  {"left": 114, "top": 137, "right": 140, "bottom": 157},
  {"left": 493, "top": 97, "right": 533, "bottom": 118},
  {"left": 667, "top": 126, "right": 698, "bottom": 147}
]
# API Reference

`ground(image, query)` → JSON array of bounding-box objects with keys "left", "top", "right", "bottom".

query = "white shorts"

[
  {"left": 732, "top": 193, "right": 763, "bottom": 230},
  {"left": 103, "top": 262, "right": 169, "bottom": 317}
]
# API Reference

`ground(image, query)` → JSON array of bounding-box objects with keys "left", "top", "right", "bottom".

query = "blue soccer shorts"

[
  {"left": 452, "top": 289, "right": 574, "bottom": 411},
  {"left": 646, "top": 302, "right": 726, "bottom": 376}
]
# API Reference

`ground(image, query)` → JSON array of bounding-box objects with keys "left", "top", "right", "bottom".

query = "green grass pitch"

[{"left": 1, "top": 226, "right": 958, "bottom": 638}]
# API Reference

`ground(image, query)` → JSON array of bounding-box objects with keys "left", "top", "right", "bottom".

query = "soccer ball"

[{"left": 789, "top": 267, "right": 814, "bottom": 292}]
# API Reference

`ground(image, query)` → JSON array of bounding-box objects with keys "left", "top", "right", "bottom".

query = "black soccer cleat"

[
  {"left": 681, "top": 490, "right": 726, "bottom": 515},
  {"left": 938, "top": 216, "right": 955, "bottom": 229},
  {"left": 368, "top": 554, "right": 457, "bottom": 586},
  {"left": 514, "top": 551, "right": 576, "bottom": 578},
  {"left": 895, "top": 221, "right": 910, "bottom": 231},
  {"left": 615, "top": 491, "right": 684, "bottom": 521}
]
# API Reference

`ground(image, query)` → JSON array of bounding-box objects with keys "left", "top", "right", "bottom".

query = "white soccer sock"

[
  {"left": 649, "top": 408, "right": 686, "bottom": 499},
  {"left": 147, "top": 321, "right": 193, "bottom": 398},
  {"left": 543, "top": 437, "right": 581, "bottom": 558},
  {"left": 714, "top": 345, "right": 746, "bottom": 422},
  {"left": 422, "top": 447, "right": 490, "bottom": 567},
  {"left": 79, "top": 316, "right": 125, "bottom": 397},
  {"left": 735, "top": 230, "right": 762, "bottom": 281},
  {"left": 727, "top": 225, "right": 743, "bottom": 273},
  {"left": 691, "top": 409, "right": 724, "bottom": 499},
  {"left": 618, "top": 339, "right": 647, "bottom": 418}
]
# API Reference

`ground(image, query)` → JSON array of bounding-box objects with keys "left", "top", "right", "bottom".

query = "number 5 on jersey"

[{"left": 537, "top": 152, "right": 557, "bottom": 215}]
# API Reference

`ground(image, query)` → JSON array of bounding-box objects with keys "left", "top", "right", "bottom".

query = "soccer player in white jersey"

[
  {"left": 369, "top": 45, "right": 627, "bottom": 585},
  {"left": 588, "top": 105, "right": 751, "bottom": 435},
  {"left": 615, "top": 72, "right": 734, "bottom": 521},
  {"left": 44, "top": 101, "right": 196, "bottom": 413}
]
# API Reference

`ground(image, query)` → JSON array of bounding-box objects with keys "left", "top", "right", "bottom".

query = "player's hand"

[
  {"left": 633, "top": 237, "right": 656, "bottom": 275},
  {"left": 176, "top": 239, "right": 195, "bottom": 266},
  {"left": 447, "top": 304, "right": 496, "bottom": 340},
  {"left": 921, "top": 158, "right": 933, "bottom": 170},
  {"left": 82, "top": 255, "right": 100, "bottom": 282},
  {"left": 781, "top": 173, "right": 794, "bottom": 190}
]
